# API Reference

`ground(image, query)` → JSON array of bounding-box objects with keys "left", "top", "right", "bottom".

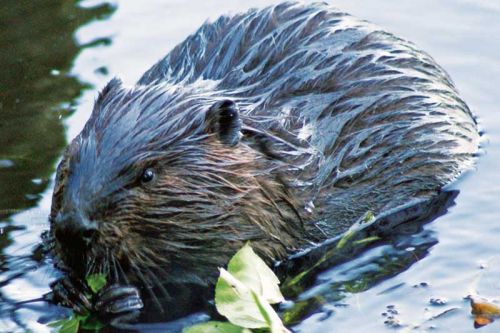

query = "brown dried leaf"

[
  {"left": 470, "top": 298, "right": 500, "bottom": 328},
  {"left": 471, "top": 298, "right": 500, "bottom": 316},
  {"left": 474, "top": 316, "right": 493, "bottom": 328}
]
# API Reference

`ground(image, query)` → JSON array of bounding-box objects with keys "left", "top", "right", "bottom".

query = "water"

[{"left": 0, "top": 0, "right": 499, "bottom": 332}]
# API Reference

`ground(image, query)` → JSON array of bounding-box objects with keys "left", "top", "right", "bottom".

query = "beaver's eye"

[{"left": 141, "top": 168, "right": 155, "bottom": 183}]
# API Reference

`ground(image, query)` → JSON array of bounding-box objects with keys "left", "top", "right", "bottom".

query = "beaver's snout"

[{"left": 53, "top": 211, "right": 98, "bottom": 251}]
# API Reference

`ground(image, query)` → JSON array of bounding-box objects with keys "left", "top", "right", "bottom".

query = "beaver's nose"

[{"left": 54, "top": 212, "right": 97, "bottom": 249}]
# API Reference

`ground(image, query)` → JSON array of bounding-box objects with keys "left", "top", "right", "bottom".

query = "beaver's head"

[{"left": 48, "top": 78, "right": 305, "bottom": 292}]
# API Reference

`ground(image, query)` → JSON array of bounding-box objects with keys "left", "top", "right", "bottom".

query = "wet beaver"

[{"left": 46, "top": 1, "right": 478, "bottom": 322}]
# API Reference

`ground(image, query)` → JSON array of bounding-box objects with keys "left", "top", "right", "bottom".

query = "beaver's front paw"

[
  {"left": 95, "top": 284, "right": 143, "bottom": 320},
  {"left": 50, "top": 276, "right": 92, "bottom": 314}
]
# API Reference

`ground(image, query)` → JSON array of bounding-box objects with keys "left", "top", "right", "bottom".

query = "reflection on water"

[
  {"left": 275, "top": 191, "right": 457, "bottom": 326},
  {"left": 0, "top": 0, "right": 499, "bottom": 332},
  {"left": 0, "top": 1, "right": 115, "bottom": 331},
  {"left": 0, "top": 0, "right": 113, "bottom": 215}
]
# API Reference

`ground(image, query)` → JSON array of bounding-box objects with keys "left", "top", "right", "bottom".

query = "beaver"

[{"left": 45, "top": 1, "right": 479, "bottom": 322}]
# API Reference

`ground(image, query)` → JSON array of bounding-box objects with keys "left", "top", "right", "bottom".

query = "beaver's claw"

[
  {"left": 95, "top": 284, "right": 143, "bottom": 318},
  {"left": 49, "top": 276, "right": 92, "bottom": 314},
  {"left": 50, "top": 278, "right": 143, "bottom": 324}
]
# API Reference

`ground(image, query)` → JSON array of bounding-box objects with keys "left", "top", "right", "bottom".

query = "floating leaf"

[
  {"left": 184, "top": 244, "right": 290, "bottom": 333},
  {"left": 474, "top": 316, "right": 493, "bottom": 328},
  {"left": 216, "top": 268, "right": 268, "bottom": 329},
  {"left": 227, "top": 243, "right": 284, "bottom": 304},
  {"left": 470, "top": 297, "right": 500, "bottom": 328},
  {"left": 471, "top": 298, "right": 500, "bottom": 316},
  {"left": 182, "top": 321, "right": 251, "bottom": 333},
  {"left": 251, "top": 289, "right": 289, "bottom": 333},
  {"left": 86, "top": 273, "right": 107, "bottom": 294},
  {"left": 215, "top": 268, "right": 289, "bottom": 332}
]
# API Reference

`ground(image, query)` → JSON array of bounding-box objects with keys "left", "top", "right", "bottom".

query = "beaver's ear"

[{"left": 205, "top": 99, "right": 242, "bottom": 146}]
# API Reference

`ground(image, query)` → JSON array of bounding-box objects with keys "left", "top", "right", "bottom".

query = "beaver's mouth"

[
  {"left": 54, "top": 243, "right": 94, "bottom": 277},
  {"left": 43, "top": 229, "right": 102, "bottom": 278}
]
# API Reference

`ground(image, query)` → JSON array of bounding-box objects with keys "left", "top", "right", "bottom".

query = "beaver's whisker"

[
  {"left": 103, "top": 248, "right": 111, "bottom": 277},
  {"left": 86, "top": 255, "right": 97, "bottom": 277},
  {"left": 85, "top": 254, "right": 92, "bottom": 275},
  {"left": 131, "top": 263, "right": 164, "bottom": 314},
  {"left": 96, "top": 254, "right": 104, "bottom": 276},
  {"left": 145, "top": 263, "right": 170, "bottom": 282},
  {"left": 115, "top": 257, "right": 131, "bottom": 286},
  {"left": 143, "top": 265, "right": 171, "bottom": 301},
  {"left": 111, "top": 254, "right": 120, "bottom": 284}
]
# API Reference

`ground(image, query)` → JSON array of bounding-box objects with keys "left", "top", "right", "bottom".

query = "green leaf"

[
  {"left": 336, "top": 230, "right": 356, "bottom": 249},
  {"left": 47, "top": 312, "right": 104, "bottom": 332},
  {"left": 58, "top": 317, "right": 80, "bottom": 333},
  {"left": 352, "top": 236, "right": 380, "bottom": 245},
  {"left": 250, "top": 289, "right": 288, "bottom": 333},
  {"left": 337, "top": 210, "right": 376, "bottom": 249},
  {"left": 216, "top": 268, "right": 267, "bottom": 329},
  {"left": 215, "top": 268, "right": 290, "bottom": 332},
  {"left": 79, "top": 314, "right": 105, "bottom": 330},
  {"left": 86, "top": 273, "right": 107, "bottom": 294},
  {"left": 251, "top": 290, "right": 273, "bottom": 326},
  {"left": 182, "top": 321, "right": 251, "bottom": 333},
  {"left": 363, "top": 210, "right": 375, "bottom": 223},
  {"left": 47, "top": 318, "right": 68, "bottom": 327},
  {"left": 227, "top": 243, "right": 284, "bottom": 304}
]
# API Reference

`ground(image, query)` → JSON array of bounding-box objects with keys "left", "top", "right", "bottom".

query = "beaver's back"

[{"left": 139, "top": 1, "right": 478, "bottom": 237}]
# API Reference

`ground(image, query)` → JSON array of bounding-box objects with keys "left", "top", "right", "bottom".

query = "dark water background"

[{"left": 0, "top": 0, "right": 499, "bottom": 332}]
